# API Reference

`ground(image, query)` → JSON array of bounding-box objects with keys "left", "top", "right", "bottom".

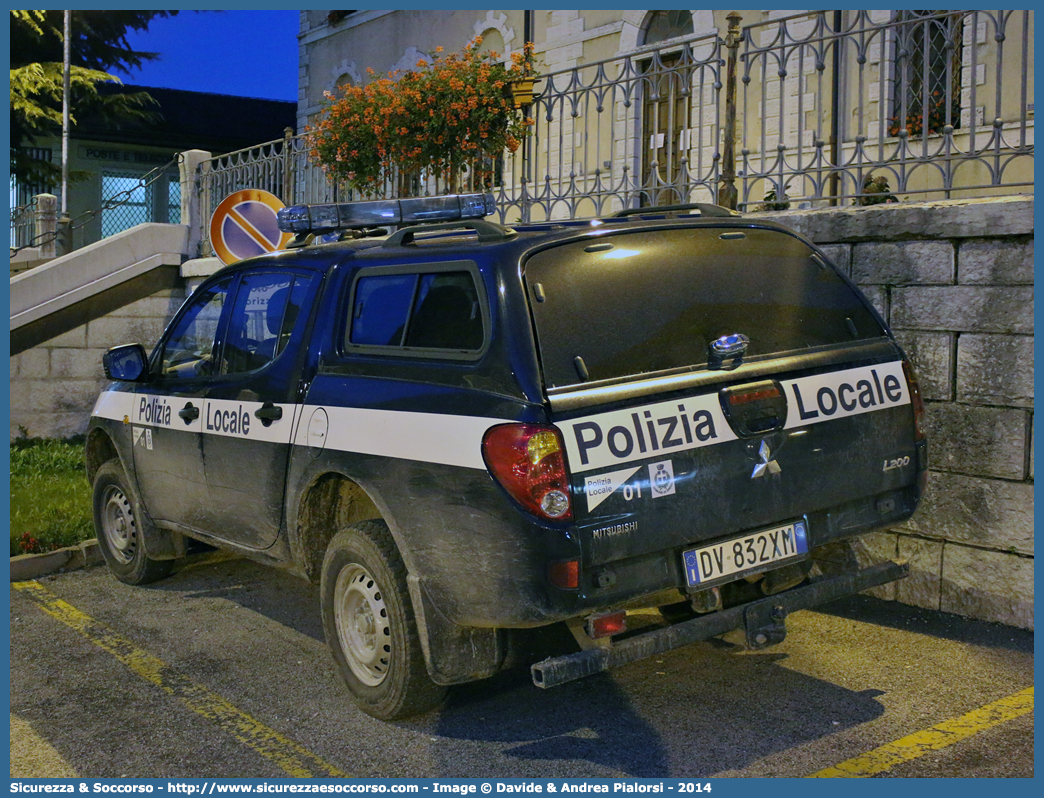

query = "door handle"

[
  {"left": 178, "top": 402, "right": 200, "bottom": 423},
  {"left": 254, "top": 402, "right": 283, "bottom": 426}
]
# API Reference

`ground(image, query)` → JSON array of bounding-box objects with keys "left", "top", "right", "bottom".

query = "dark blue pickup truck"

[{"left": 87, "top": 195, "right": 927, "bottom": 719}]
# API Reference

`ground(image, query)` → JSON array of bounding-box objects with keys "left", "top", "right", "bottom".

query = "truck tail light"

[
  {"left": 903, "top": 360, "right": 926, "bottom": 441},
  {"left": 482, "top": 423, "right": 573, "bottom": 521}
]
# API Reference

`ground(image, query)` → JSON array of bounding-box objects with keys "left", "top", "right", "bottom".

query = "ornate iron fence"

[
  {"left": 735, "top": 9, "right": 1034, "bottom": 209},
  {"left": 504, "top": 31, "right": 725, "bottom": 221},
  {"left": 194, "top": 8, "right": 1032, "bottom": 244}
]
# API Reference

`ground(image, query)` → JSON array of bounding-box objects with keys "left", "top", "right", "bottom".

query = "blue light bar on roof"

[{"left": 276, "top": 193, "right": 495, "bottom": 235}]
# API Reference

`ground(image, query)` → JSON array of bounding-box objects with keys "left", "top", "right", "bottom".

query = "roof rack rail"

[
  {"left": 383, "top": 219, "right": 517, "bottom": 247},
  {"left": 611, "top": 203, "right": 741, "bottom": 219}
]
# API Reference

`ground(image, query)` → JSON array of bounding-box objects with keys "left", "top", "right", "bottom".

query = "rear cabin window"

[
  {"left": 525, "top": 227, "right": 886, "bottom": 389},
  {"left": 347, "top": 269, "right": 484, "bottom": 353}
]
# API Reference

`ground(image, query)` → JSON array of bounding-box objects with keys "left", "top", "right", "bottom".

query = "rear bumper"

[{"left": 531, "top": 558, "right": 908, "bottom": 688}]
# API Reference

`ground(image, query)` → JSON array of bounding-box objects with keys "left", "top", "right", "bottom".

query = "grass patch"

[{"left": 10, "top": 437, "right": 94, "bottom": 556}]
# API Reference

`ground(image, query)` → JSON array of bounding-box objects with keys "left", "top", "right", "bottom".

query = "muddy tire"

[
  {"left": 320, "top": 520, "right": 446, "bottom": 720},
  {"left": 93, "top": 460, "right": 174, "bottom": 585}
]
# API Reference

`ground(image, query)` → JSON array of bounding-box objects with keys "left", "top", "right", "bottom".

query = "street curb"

[{"left": 10, "top": 539, "right": 104, "bottom": 582}]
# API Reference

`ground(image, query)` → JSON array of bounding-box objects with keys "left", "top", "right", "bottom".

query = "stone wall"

[
  {"left": 10, "top": 287, "right": 187, "bottom": 440},
  {"left": 763, "top": 195, "right": 1034, "bottom": 630}
]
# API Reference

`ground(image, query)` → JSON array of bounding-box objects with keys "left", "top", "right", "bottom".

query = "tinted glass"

[
  {"left": 404, "top": 272, "right": 483, "bottom": 350},
  {"left": 348, "top": 270, "right": 484, "bottom": 352},
  {"left": 351, "top": 274, "right": 416, "bottom": 346},
  {"left": 159, "top": 278, "right": 231, "bottom": 379},
  {"left": 222, "top": 273, "right": 313, "bottom": 375},
  {"left": 525, "top": 227, "right": 885, "bottom": 388}
]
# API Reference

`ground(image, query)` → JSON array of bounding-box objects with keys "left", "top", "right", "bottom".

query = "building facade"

[{"left": 296, "top": 10, "right": 1032, "bottom": 219}]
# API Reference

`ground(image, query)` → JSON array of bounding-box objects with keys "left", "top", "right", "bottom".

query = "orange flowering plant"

[
  {"left": 308, "top": 38, "right": 536, "bottom": 194},
  {"left": 887, "top": 90, "right": 959, "bottom": 138}
]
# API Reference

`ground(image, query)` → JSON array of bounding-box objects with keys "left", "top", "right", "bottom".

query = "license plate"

[{"left": 682, "top": 520, "right": 809, "bottom": 587}]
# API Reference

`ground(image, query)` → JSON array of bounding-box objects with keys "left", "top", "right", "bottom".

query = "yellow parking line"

[
  {"left": 13, "top": 580, "right": 348, "bottom": 778},
  {"left": 10, "top": 714, "right": 78, "bottom": 778},
  {"left": 808, "top": 686, "right": 1034, "bottom": 777}
]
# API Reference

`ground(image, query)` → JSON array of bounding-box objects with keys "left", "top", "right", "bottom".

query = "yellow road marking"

[
  {"left": 13, "top": 580, "right": 348, "bottom": 778},
  {"left": 10, "top": 714, "right": 78, "bottom": 778},
  {"left": 808, "top": 686, "right": 1034, "bottom": 777}
]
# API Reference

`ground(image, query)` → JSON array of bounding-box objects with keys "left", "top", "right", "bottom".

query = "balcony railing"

[{"left": 193, "top": 9, "right": 1032, "bottom": 253}]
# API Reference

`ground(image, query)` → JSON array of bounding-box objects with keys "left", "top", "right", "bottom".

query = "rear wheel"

[
  {"left": 320, "top": 520, "right": 446, "bottom": 720},
  {"left": 93, "top": 460, "right": 174, "bottom": 585}
]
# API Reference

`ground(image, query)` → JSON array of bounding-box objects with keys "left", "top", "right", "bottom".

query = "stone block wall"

[
  {"left": 10, "top": 287, "right": 187, "bottom": 440},
  {"left": 765, "top": 195, "right": 1033, "bottom": 630}
]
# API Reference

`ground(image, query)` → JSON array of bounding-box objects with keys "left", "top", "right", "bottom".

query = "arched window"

[
  {"left": 476, "top": 29, "right": 506, "bottom": 61},
  {"left": 334, "top": 73, "right": 355, "bottom": 95},
  {"left": 638, "top": 11, "right": 696, "bottom": 206},
  {"left": 642, "top": 10, "right": 694, "bottom": 47}
]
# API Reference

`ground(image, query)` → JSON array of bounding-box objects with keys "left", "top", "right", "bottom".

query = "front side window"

[
  {"left": 159, "top": 278, "right": 232, "bottom": 379},
  {"left": 222, "top": 273, "right": 313, "bottom": 374},
  {"left": 347, "top": 268, "right": 485, "bottom": 355}
]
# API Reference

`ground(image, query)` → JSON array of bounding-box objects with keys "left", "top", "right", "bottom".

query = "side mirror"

[{"left": 103, "top": 344, "right": 150, "bottom": 382}]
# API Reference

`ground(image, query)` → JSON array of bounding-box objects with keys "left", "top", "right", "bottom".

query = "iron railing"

[
  {"left": 9, "top": 197, "right": 38, "bottom": 251},
  {"left": 194, "top": 8, "right": 1032, "bottom": 248},
  {"left": 736, "top": 9, "right": 1034, "bottom": 208}
]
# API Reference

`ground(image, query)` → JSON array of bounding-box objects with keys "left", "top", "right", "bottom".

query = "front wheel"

[
  {"left": 92, "top": 460, "right": 174, "bottom": 585},
  {"left": 320, "top": 521, "right": 446, "bottom": 720}
]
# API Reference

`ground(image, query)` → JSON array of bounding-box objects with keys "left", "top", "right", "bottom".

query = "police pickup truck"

[{"left": 88, "top": 194, "right": 927, "bottom": 720}]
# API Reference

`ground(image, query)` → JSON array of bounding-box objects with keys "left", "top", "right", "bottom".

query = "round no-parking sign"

[{"left": 209, "top": 189, "right": 293, "bottom": 265}]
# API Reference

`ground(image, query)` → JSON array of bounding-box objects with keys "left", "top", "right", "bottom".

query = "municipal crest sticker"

[{"left": 648, "top": 460, "right": 676, "bottom": 498}]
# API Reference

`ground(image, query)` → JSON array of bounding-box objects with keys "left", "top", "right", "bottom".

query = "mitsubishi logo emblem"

[{"left": 752, "top": 440, "right": 782, "bottom": 479}]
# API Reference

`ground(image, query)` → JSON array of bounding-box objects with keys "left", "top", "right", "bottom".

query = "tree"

[{"left": 10, "top": 10, "right": 178, "bottom": 187}]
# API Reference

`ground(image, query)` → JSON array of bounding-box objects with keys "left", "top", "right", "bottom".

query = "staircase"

[{"left": 10, "top": 223, "right": 191, "bottom": 355}]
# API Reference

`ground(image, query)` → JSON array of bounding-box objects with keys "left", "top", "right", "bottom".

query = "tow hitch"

[
  {"left": 744, "top": 600, "right": 788, "bottom": 649},
  {"left": 531, "top": 559, "right": 908, "bottom": 688}
]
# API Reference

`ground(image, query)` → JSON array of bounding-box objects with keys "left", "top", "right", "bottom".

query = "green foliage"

[
  {"left": 11, "top": 61, "right": 127, "bottom": 129},
  {"left": 857, "top": 173, "right": 899, "bottom": 206},
  {"left": 758, "top": 188, "right": 791, "bottom": 212},
  {"left": 9, "top": 10, "right": 177, "bottom": 186},
  {"left": 9, "top": 438, "right": 94, "bottom": 556}
]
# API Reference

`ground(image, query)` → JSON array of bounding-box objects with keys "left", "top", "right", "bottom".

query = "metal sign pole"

[{"left": 59, "top": 9, "right": 72, "bottom": 255}]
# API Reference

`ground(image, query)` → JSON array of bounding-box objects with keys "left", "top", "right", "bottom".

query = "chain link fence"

[{"left": 9, "top": 153, "right": 183, "bottom": 256}]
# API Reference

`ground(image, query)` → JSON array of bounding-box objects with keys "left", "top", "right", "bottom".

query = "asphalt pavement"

[{"left": 9, "top": 552, "right": 1034, "bottom": 779}]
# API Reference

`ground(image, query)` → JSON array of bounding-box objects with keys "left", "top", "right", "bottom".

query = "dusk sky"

[{"left": 114, "top": 10, "right": 300, "bottom": 102}]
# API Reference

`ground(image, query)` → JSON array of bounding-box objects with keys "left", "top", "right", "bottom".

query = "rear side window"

[
  {"left": 346, "top": 265, "right": 486, "bottom": 356},
  {"left": 525, "top": 226, "right": 886, "bottom": 389}
]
